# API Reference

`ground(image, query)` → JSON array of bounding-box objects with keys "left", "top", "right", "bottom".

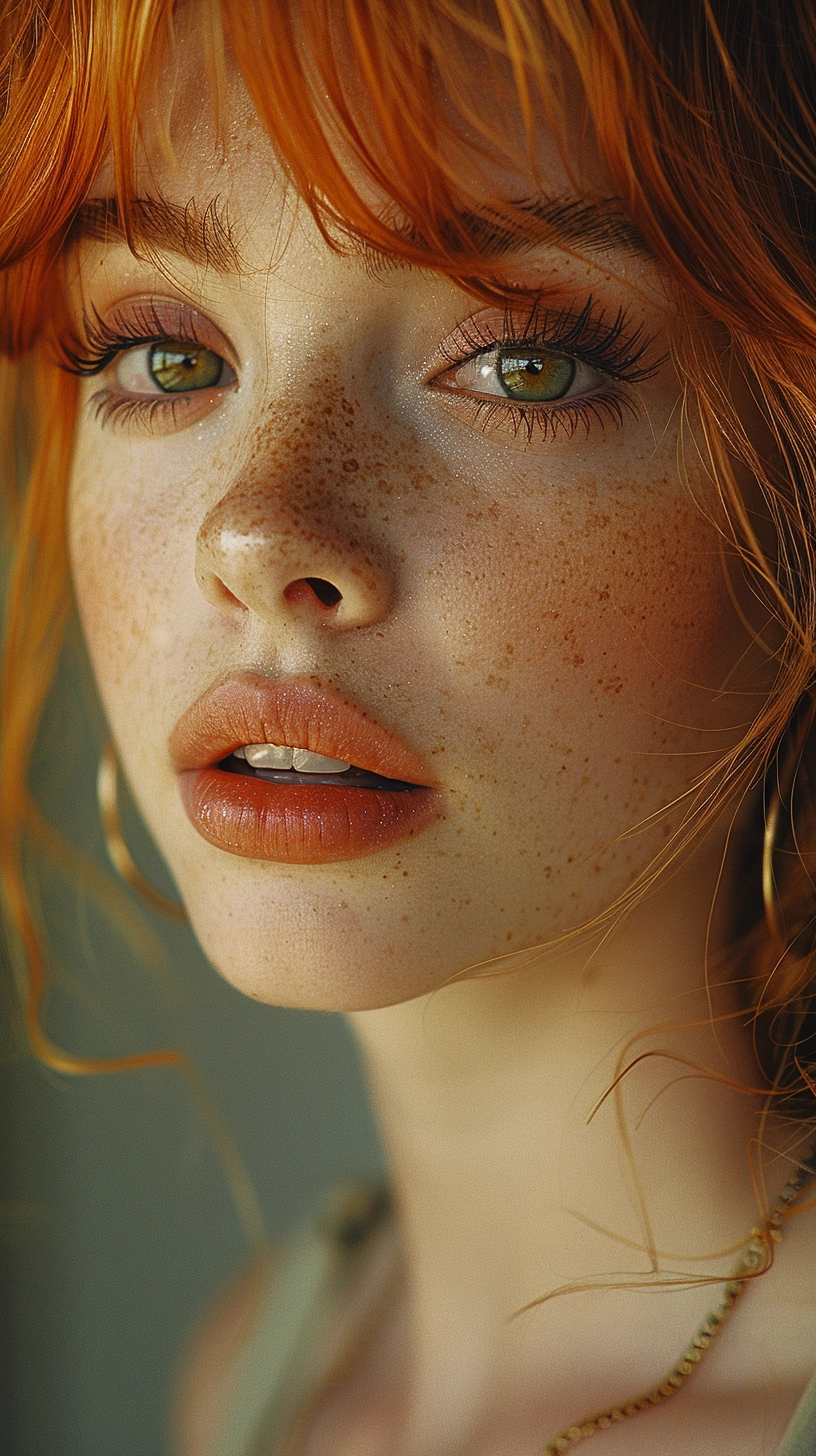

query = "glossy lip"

[{"left": 169, "top": 673, "right": 444, "bottom": 864}]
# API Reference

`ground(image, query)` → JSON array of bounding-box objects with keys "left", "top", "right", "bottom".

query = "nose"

[{"left": 195, "top": 477, "right": 393, "bottom": 630}]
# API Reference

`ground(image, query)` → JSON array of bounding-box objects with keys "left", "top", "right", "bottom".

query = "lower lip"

[{"left": 178, "top": 767, "right": 443, "bottom": 864}]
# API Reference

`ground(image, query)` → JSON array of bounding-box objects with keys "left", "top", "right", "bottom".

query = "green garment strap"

[
  {"left": 777, "top": 1370, "right": 816, "bottom": 1456},
  {"left": 210, "top": 1183, "right": 391, "bottom": 1456}
]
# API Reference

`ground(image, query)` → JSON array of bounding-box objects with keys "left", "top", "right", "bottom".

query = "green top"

[{"left": 209, "top": 1182, "right": 816, "bottom": 1456}]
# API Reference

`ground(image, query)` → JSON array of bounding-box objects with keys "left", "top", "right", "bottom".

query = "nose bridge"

[{"left": 194, "top": 429, "right": 393, "bottom": 629}]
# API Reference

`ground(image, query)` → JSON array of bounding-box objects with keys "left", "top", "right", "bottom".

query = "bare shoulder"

[{"left": 173, "top": 1250, "right": 279, "bottom": 1456}]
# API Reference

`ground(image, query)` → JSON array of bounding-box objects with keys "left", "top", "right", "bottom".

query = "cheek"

[
  {"left": 413, "top": 468, "right": 748, "bottom": 921},
  {"left": 426, "top": 475, "right": 739, "bottom": 720},
  {"left": 68, "top": 444, "right": 202, "bottom": 706}
]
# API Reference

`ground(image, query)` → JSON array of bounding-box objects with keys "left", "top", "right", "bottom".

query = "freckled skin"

[
  {"left": 67, "top": 58, "right": 765, "bottom": 1015},
  {"left": 62, "top": 31, "right": 816, "bottom": 1456}
]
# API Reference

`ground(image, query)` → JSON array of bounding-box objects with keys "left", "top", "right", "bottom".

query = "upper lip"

[{"left": 169, "top": 673, "right": 439, "bottom": 787}]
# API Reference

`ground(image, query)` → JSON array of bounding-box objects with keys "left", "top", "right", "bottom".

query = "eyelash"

[
  {"left": 65, "top": 301, "right": 204, "bottom": 375},
  {"left": 436, "top": 296, "right": 664, "bottom": 444},
  {"left": 64, "top": 302, "right": 226, "bottom": 432},
  {"left": 64, "top": 293, "right": 663, "bottom": 442}
]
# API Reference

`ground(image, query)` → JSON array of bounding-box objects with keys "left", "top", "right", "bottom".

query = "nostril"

[
  {"left": 306, "top": 577, "right": 342, "bottom": 606},
  {"left": 284, "top": 577, "right": 343, "bottom": 608}
]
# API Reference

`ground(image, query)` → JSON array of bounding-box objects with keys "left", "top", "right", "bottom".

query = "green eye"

[
  {"left": 148, "top": 343, "right": 224, "bottom": 393},
  {"left": 497, "top": 348, "right": 575, "bottom": 403}
]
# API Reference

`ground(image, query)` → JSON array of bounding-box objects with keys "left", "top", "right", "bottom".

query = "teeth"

[
  {"left": 240, "top": 743, "right": 351, "bottom": 774},
  {"left": 292, "top": 749, "right": 351, "bottom": 774},
  {"left": 244, "top": 743, "right": 294, "bottom": 769}
]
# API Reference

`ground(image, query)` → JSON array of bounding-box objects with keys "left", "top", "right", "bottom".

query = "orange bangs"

[{"left": 1, "top": 2, "right": 815, "bottom": 349}]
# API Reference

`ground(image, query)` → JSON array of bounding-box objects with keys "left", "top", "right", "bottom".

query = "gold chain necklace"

[
  {"left": 282, "top": 1153, "right": 816, "bottom": 1456},
  {"left": 544, "top": 1146, "right": 816, "bottom": 1451}
]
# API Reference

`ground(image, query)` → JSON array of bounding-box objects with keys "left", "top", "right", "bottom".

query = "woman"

[{"left": 2, "top": 1, "right": 816, "bottom": 1451}]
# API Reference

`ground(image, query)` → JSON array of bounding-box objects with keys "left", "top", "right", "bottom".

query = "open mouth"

[
  {"left": 220, "top": 744, "right": 421, "bottom": 792},
  {"left": 172, "top": 674, "right": 443, "bottom": 863}
]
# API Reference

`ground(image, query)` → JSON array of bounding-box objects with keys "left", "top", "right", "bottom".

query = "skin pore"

[{"left": 64, "top": 21, "right": 816, "bottom": 1456}]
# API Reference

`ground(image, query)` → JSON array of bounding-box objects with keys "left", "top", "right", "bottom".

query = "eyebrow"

[
  {"left": 69, "top": 195, "right": 244, "bottom": 274},
  {"left": 70, "top": 190, "right": 650, "bottom": 278},
  {"left": 435, "top": 196, "right": 653, "bottom": 262},
  {"left": 521, "top": 196, "right": 652, "bottom": 259}
]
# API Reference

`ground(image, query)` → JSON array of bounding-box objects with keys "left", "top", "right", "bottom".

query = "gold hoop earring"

[
  {"left": 97, "top": 741, "right": 188, "bottom": 922},
  {"left": 762, "top": 692, "right": 816, "bottom": 946},
  {"left": 762, "top": 776, "right": 784, "bottom": 944}
]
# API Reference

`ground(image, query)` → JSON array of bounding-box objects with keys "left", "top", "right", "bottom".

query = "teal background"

[{"left": 1, "top": 630, "right": 384, "bottom": 1455}]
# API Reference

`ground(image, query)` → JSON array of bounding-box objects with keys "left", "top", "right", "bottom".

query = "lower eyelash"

[
  {"left": 463, "top": 388, "right": 636, "bottom": 444},
  {"left": 89, "top": 387, "right": 635, "bottom": 440},
  {"left": 89, "top": 389, "right": 186, "bottom": 433},
  {"left": 91, "top": 380, "right": 636, "bottom": 444}
]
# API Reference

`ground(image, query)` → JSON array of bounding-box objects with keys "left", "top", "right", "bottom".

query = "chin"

[
  {"left": 177, "top": 870, "right": 447, "bottom": 1011},
  {"left": 193, "top": 920, "right": 443, "bottom": 1012}
]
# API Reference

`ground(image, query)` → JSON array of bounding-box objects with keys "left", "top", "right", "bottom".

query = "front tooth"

[
  {"left": 232, "top": 746, "right": 247, "bottom": 759},
  {"left": 292, "top": 749, "right": 351, "bottom": 774},
  {"left": 245, "top": 743, "right": 295, "bottom": 769}
]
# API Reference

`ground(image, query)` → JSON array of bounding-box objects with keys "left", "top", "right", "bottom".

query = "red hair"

[{"left": 2, "top": 0, "right": 816, "bottom": 1116}]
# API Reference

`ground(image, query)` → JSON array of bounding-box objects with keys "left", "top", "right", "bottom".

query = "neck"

[{"left": 348, "top": 837, "right": 777, "bottom": 1451}]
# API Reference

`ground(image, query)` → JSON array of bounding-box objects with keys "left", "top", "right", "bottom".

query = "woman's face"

[{"left": 66, "top": 37, "right": 764, "bottom": 1010}]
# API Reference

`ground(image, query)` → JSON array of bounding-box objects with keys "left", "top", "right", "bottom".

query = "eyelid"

[
  {"left": 424, "top": 296, "right": 659, "bottom": 448},
  {"left": 67, "top": 295, "right": 239, "bottom": 377},
  {"left": 431, "top": 296, "right": 661, "bottom": 387},
  {"left": 74, "top": 297, "right": 241, "bottom": 435}
]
